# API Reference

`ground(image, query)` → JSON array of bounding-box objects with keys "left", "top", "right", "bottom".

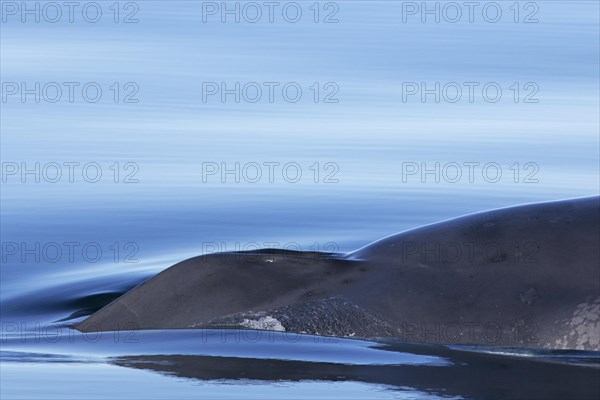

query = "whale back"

[
  {"left": 347, "top": 196, "right": 600, "bottom": 350},
  {"left": 77, "top": 197, "right": 600, "bottom": 350},
  {"left": 76, "top": 250, "right": 364, "bottom": 333}
]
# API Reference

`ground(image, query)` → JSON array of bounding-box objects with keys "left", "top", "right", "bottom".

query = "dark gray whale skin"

[{"left": 77, "top": 196, "right": 600, "bottom": 350}]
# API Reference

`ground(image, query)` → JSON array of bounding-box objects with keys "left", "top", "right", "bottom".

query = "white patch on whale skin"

[
  {"left": 240, "top": 316, "right": 285, "bottom": 332},
  {"left": 555, "top": 298, "right": 600, "bottom": 350}
]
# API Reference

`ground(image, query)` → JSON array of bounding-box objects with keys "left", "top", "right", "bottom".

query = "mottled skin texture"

[{"left": 77, "top": 197, "right": 600, "bottom": 350}]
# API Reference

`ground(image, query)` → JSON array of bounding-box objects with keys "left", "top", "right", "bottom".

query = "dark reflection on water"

[{"left": 109, "top": 345, "right": 600, "bottom": 400}]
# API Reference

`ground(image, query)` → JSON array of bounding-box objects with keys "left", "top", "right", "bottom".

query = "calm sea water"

[{"left": 1, "top": 1, "right": 599, "bottom": 398}]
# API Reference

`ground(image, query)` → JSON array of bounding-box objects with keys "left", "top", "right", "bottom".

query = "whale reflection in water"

[{"left": 111, "top": 342, "right": 600, "bottom": 400}]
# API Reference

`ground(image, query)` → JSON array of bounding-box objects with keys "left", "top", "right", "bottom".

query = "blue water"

[{"left": 1, "top": 1, "right": 599, "bottom": 398}]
